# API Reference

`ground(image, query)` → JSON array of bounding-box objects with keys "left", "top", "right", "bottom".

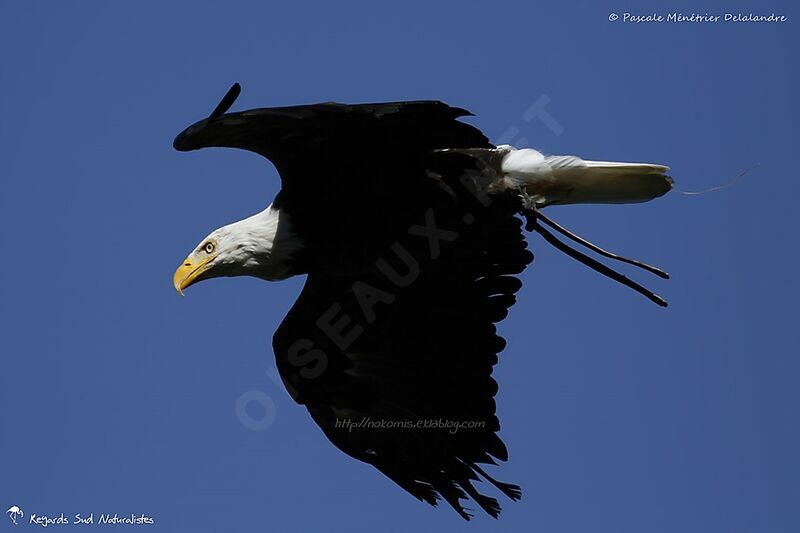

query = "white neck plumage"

[{"left": 215, "top": 203, "right": 303, "bottom": 281}]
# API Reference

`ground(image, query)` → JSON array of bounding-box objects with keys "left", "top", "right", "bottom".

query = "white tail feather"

[{"left": 499, "top": 146, "right": 672, "bottom": 207}]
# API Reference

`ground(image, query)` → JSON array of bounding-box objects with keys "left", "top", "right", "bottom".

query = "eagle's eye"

[{"left": 203, "top": 242, "right": 215, "bottom": 254}]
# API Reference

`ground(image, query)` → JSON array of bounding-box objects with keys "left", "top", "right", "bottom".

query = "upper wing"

[
  {"left": 173, "top": 83, "right": 489, "bottom": 166},
  {"left": 174, "top": 83, "right": 495, "bottom": 277},
  {"left": 174, "top": 83, "right": 494, "bottom": 275},
  {"left": 273, "top": 178, "right": 533, "bottom": 519}
]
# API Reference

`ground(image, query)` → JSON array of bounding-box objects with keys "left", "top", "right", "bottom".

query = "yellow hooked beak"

[{"left": 173, "top": 254, "right": 215, "bottom": 295}]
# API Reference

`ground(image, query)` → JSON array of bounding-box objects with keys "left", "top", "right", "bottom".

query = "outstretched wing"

[
  {"left": 173, "top": 83, "right": 488, "bottom": 164},
  {"left": 273, "top": 161, "right": 533, "bottom": 519}
]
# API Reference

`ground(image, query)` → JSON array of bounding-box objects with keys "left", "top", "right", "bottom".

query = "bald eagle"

[{"left": 172, "top": 83, "right": 672, "bottom": 520}]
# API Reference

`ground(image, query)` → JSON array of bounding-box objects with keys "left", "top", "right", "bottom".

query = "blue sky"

[{"left": 1, "top": 1, "right": 798, "bottom": 531}]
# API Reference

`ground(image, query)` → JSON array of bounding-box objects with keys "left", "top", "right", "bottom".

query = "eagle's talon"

[{"left": 518, "top": 188, "right": 539, "bottom": 231}]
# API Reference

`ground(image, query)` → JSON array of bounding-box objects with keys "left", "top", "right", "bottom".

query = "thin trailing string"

[{"left": 675, "top": 165, "right": 756, "bottom": 195}]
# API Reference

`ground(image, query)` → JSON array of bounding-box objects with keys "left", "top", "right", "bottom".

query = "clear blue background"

[{"left": 1, "top": 1, "right": 798, "bottom": 531}]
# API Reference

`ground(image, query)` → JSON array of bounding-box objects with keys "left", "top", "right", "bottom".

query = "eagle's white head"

[{"left": 173, "top": 204, "right": 302, "bottom": 294}]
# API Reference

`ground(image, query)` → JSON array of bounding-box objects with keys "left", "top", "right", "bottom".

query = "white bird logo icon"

[{"left": 7, "top": 506, "right": 23, "bottom": 525}]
